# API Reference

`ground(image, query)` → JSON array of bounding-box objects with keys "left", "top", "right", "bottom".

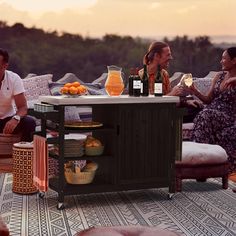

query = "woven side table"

[{"left": 12, "top": 142, "right": 38, "bottom": 194}]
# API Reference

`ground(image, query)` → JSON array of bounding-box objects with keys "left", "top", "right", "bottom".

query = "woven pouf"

[{"left": 12, "top": 142, "right": 38, "bottom": 194}]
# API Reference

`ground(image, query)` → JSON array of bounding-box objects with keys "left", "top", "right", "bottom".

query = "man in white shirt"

[{"left": 0, "top": 48, "right": 36, "bottom": 141}]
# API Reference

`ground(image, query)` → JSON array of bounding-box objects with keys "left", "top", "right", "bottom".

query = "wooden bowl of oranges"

[{"left": 60, "top": 82, "right": 88, "bottom": 96}]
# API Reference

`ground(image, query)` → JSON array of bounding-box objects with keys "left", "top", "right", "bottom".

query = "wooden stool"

[
  {"left": 0, "top": 134, "right": 21, "bottom": 173},
  {"left": 12, "top": 142, "right": 38, "bottom": 194},
  {"left": 175, "top": 142, "right": 229, "bottom": 192}
]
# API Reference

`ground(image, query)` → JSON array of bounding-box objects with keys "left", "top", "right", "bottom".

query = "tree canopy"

[{"left": 0, "top": 21, "right": 224, "bottom": 82}]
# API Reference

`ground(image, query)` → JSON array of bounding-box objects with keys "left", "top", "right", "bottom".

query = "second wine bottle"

[{"left": 154, "top": 64, "right": 163, "bottom": 96}]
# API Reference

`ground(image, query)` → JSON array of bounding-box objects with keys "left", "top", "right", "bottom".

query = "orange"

[
  {"left": 69, "top": 86, "right": 78, "bottom": 95},
  {"left": 60, "top": 86, "right": 69, "bottom": 94},
  {"left": 77, "top": 86, "right": 84, "bottom": 94},
  {"left": 72, "top": 81, "right": 81, "bottom": 87},
  {"left": 79, "top": 85, "right": 87, "bottom": 94},
  {"left": 64, "top": 83, "right": 72, "bottom": 88}
]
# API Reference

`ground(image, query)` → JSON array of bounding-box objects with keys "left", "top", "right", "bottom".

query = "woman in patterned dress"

[{"left": 189, "top": 47, "right": 236, "bottom": 156}]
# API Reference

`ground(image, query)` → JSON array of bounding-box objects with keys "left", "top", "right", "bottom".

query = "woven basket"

[
  {"left": 0, "top": 134, "right": 21, "bottom": 155},
  {"left": 65, "top": 162, "right": 98, "bottom": 184}
]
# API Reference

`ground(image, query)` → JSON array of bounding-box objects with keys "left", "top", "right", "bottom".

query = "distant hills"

[{"left": 210, "top": 35, "right": 236, "bottom": 44}]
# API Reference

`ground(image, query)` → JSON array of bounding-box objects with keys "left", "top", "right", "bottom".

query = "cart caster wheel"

[
  {"left": 39, "top": 192, "right": 45, "bottom": 198},
  {"left": 57, "top": 203, "right": 65, "bottom": 210},
  {"left": 168, "top": 193, "right": 174, "bottom": 200}
]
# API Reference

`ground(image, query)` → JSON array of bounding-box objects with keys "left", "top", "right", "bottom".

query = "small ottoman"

[
  {"left": 77, "top": 226, "right": 180, "bottom": 236},
  {"left": 175, "top": 142, "right": 229, "bottom": 192}
]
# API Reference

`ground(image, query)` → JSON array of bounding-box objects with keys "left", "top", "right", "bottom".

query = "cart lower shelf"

[{"left": 49, "top": 176, "right": 172, "bottom": 195}]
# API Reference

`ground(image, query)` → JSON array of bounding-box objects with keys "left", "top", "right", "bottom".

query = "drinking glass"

[{"left": 181, "top": 73, "right": 193, "bottom": 87}]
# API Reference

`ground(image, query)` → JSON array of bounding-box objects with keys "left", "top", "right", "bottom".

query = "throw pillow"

[
  {"left": 24, "top": 73, "right": 37, "bottom": 79},
  {"left": 92, "top": 73, "right": 107, "bottom": 87},
  {"left": 65, "top": 106, "right": 81, "bottom": 122},
  {"left": 48, "top": 82, "right": 64, "bottom": 96},
  {"left": 193, "top": 77, "right": 212, "bottom": 96},
  {"left": 83, "top": 83, "right": 106, "bottom": 95},
  {"left": 23, "top": 74, "right": 53, "bottom": 100},
  {"left": 57, "top": 73, "right": 84, "bottom": 84}
]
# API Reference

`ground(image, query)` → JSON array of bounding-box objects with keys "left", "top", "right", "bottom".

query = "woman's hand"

[
  {"left": 170, "top": 85, "right": 185, "bottom": 96},
  {"left": 222, "top": 76, "right": 236, "bottom": 89},
  {"left": 184, "top": 83, "right": 198, "bottom": 95},
  {"left": 3, "top": 118, "right": 19, "bottom": 134},
  {"left": 186, "top": 99, "right": 204, "bottom": 108}
]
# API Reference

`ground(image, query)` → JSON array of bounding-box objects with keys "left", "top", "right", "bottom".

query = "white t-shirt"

[{"left": 0, "top": 70, "right": 25, "bottom": 119}]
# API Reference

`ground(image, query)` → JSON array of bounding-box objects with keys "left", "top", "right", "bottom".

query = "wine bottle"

[
  {"left": 141, "top": 64, "right": 149, "bottom": 96},
  {"left": 154, "top": 65, "right": 163, "bottom": 96},
  {"left": 128, "top": 68, "right": 135, "bottom": 96},
  {"left": 132, "top": 67, "right": 141, "bottom": 97}
]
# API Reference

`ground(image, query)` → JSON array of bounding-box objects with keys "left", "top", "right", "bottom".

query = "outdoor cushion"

[{"left": 181, "top": 141, "right": 228, "bottom": 165}]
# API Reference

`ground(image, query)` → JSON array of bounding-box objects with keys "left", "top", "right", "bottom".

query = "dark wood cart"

[{"left": 32, "top": 95, "right": 183, "bottom": 209}]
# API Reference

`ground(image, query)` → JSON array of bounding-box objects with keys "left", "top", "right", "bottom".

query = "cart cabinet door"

[{"left": 117, "top": 103, "right": 178, "bottom": 186}]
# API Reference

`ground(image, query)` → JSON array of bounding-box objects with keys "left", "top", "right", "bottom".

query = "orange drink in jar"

[{"left": 105, "top": 66, "right": 124, "bottom": 96}]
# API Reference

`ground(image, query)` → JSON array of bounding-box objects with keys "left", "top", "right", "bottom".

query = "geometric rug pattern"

[{"left": 1, "top": 173, "right": 236, "bottom": 236}]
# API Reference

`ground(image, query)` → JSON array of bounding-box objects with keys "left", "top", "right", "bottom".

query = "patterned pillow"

[
  {"left": 23, "top": 74, "right": 53, "bottom": 100},
  {"left": 193, "top": 77, "right": 212, "bottom": 95},
  {"left": 48, "top": 82, "right": 64, "bottom": 96},
  {"left": 65, "top": 106, "right": 81, "bottom": 122}
]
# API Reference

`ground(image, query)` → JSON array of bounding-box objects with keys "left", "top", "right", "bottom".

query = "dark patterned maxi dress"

[{"left": 192, "top": 73, "right": 236, "bottom": 156}]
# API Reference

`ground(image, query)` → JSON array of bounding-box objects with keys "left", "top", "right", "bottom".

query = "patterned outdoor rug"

[{"left": 1, "top": 173, "right": 236, "bottom": 236}]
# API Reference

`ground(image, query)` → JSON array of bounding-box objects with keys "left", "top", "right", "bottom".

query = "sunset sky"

[{"left": 0, "top": 0, "right": 235, "bottom": 42}]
